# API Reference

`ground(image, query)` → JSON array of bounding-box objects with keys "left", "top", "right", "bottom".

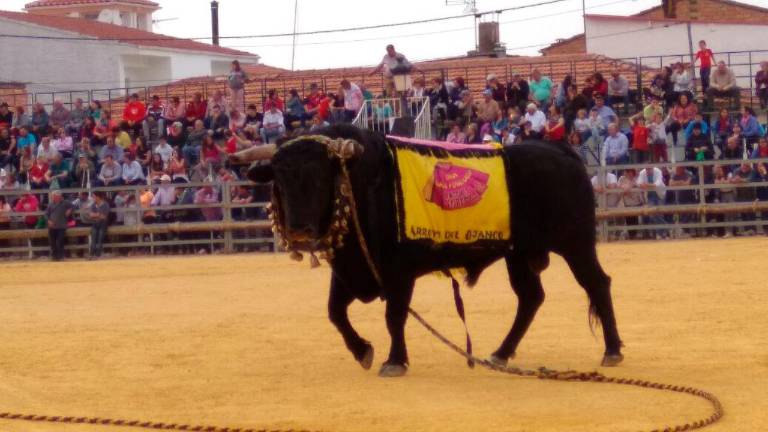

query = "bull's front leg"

[
  {"left": 328, "top": 274, "right": 374, "bottom": 370},
  {"left": 379, "top": 278, "right": 415, "bottom": 378}
]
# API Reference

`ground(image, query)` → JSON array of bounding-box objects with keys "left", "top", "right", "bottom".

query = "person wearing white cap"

[
  {"left": 151, "top": 174, "right": 176, "bottom": 208},
  {"left": 524, "top": 103, "right": 547, "bottom": 137},
  {"left": 485, "top": 73, "right": 506, "bottom": 108},
  {"left": 482, "top": 134, "right": 495, "bottom": 143},
  {"left": 477, "top": 89, "right": 501, "bottom": 125}
]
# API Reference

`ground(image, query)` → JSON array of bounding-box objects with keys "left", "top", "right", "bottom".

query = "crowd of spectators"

[
  {"left": 1, "top": 41, "right": 768, "bottom": 258},
  {"left": 409, "top": 39, "right": 767, "bottom": 240}
]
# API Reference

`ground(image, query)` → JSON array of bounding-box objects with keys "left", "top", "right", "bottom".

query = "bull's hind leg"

[
  {"left": 561, "top": 247, "right": 624, "bottom": 367},
  {"left": 490, "top": 251, "right": 546, "bottom": 366},
  {"left": 328, "top": 275, "right": 374, "bottom": 370}
]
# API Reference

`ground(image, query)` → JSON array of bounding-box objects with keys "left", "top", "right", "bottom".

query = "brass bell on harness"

[
  {"left": 309, "top": 253, "right": 321, "bottom": 268},
  {"left": 289, "top": 250, "right": 304, "bottom": 262}
]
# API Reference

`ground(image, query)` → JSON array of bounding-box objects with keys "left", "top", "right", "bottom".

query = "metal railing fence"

[
  {"left": 0, "top": 180, "right": 275, "bottom": 258},
  {"left": 3, "top": 48, "right": 767, "bottom": 123},
  {"left": 352, "top": 97, "right": 430, "bottom": 138},
  {"left": 592, "top": 157, "right": 768, "bottom": 241},
  {"left": 1, "top": 157, "right": 767, "bottom": 259}
]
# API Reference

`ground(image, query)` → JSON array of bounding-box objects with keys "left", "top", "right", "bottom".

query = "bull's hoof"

[
  {"left": 601, "top": 353, "right": 624, "bottom": 367},
  {"left": 358, "top": 344, "right": 374, "bottom": 370},
  {"left": 488, "top": 353, "right": 515, "bottom": 367},
  {"left": 378, "top": 363, "right": 408, "bottom": 378}
]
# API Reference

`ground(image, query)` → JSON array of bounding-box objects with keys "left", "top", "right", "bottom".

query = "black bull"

[{"left": 240, "top": 124, "right": 623, "bottom": 377}]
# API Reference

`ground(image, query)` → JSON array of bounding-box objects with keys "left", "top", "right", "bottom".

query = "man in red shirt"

[
  {"left": 185, "top": 93, "right": 207, "bottom": 127},
  {"left": 122, "top": 93, "right": 147, "bottom": 139},
  {"left": 14, "top": 193, "right": 40, "bottom": 228},
  {"left": 304, "top": 83, "right": 323, "bottom": 117},
  {"left": 317, "top": 92, "right": 332, "bottom": 121},
  {"left": 694, "top": 40, "right": 715, "bottom": 93}
]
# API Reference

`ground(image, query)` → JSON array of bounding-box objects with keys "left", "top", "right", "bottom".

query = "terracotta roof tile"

[
  {"left": 25, "top": 0, "right": 158, "bottom": 9},
  {"left": 0, "top": 9, "right": 256, "bottom": 57}
]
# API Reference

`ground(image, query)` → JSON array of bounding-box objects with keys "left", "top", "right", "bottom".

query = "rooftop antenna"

[
  {"left": 152, "top": 17, "right": 178, "bottom": 32},
  {"left": 446, "top": 0, "right": 479, "bottom": 50}
]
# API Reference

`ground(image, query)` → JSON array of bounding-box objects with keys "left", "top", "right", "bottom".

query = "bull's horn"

[{"left": 231, "top": 144, "right": 277, "bottom": 163}]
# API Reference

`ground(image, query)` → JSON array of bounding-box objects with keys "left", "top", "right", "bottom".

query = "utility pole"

[
  {"left": 686, "top": 0, "right": 698, "bottom": 89},
  {"left": 291, "top": 0, "right": 299, "bottom": 71},
  {"left": 582, "top": 0, "right": 586, "bottom": 34}
]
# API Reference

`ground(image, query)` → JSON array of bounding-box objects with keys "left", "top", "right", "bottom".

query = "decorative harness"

[{"left": 267, "top": 135, "right": 382, "bottom": 282}]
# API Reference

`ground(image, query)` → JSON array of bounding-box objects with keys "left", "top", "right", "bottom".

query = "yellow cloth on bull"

[{"left": 389, "top": 137, "right": 510, "bottom": 245}]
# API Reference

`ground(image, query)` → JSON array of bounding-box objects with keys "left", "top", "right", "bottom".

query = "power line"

[
  {"left": 14, "top": 19, "right": 673, "bottom": 88},
  {"left": 504, "top": 21, "right": 685, "bottom": 52},
  {"left": 225, "top": 0, "right": 633, "bottom": 49},
  {"left": 0, "top": 0, "right": 569, "bottom": 42}
]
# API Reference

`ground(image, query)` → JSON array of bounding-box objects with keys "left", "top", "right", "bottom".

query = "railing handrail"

[
  {"left": 5, "top": 47, "right": 768, "bottom": 119},
  {"left": 591, "top": 157, "right": 768, "bottom": 172},
  {"left": 0, "top": 180, "right": 255, "bottom": 197}
]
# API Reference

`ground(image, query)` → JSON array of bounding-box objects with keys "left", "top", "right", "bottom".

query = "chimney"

[
  {"left": 477, "top": 21, "right": 500, "bottom": 55},
  {"left": 211, "top": 1, "right": 220, "bottom": 46}
]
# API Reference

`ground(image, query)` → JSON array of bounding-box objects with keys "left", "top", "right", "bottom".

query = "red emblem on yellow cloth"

[{"left": 423, "top": 162, "right": 490, "bottom": 210}]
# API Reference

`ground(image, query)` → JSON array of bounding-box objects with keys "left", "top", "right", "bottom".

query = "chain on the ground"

[
  {"left": 0, "top": 308, "right": 723, "bottom": 432},
  {"left": 0, "top": 162, "right": 723, "bottom": 432},
  {"left": 407, "top": 307, "right": 724, "bottom": 432}
]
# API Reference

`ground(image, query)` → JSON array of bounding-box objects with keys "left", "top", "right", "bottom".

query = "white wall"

[
  {"left": 0, "top": 18, "right": 122, "bottom": 98},
  {"left": 121, "top": 54, "right": 172, "bottom": 89},
  {"left": 211, "top": 60, "right": 233, "bottom": 76},
  {"left": 585, "top": 18, "right": 768, "bottom": 88},
  {"left": 0, "top": 17, "right": 259, "bottom": 105},
  {"left": 168, "top": 51, "right": 217, "bottom": 81}
]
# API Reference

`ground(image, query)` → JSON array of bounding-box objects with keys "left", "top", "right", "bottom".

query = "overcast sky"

[{"left": 4, "top": 0, "right": 766, "bottom": 70}]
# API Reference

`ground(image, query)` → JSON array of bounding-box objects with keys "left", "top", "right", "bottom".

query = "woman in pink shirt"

[
  {"left": 445, "top": 123, "right": 466, "bottom": 143},
  {"left": 52, "top": 128, "right": 73, "bottom": 158},
  {"left": 200, "top": 135, "right": 224, "bottom": 166},
  {"left": 669, "top": 93, "right": 697, "bottom": 148}
]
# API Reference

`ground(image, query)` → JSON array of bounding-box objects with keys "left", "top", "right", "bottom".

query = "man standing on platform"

[
  {"left": 369, "top": 44, "right": 420, "bottom": 82},
  {"left": 46, "top": 190, "right": 73, "bottom": 261}
]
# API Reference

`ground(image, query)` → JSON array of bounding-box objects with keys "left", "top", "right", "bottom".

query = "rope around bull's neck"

[{"left": 338, "top": 160, "right": 724, "bottom": 432}]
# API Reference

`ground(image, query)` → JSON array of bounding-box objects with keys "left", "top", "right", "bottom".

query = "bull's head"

[{"left": 232, "top": 135, "right": 364, "bottom": 259}]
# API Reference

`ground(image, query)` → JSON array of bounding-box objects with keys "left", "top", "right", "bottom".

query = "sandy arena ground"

[{"left": 0, "top": 238, "right": 765, "bottom": 432}]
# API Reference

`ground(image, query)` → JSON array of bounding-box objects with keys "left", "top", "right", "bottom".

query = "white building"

[
  {"left": 0, "top": 3, "right": 259, "bottom": 98},
  {"left": 24, "top": 0, "right": 160, "bottom": 31},
  {"left": 584, "top": 14, "right": 768, "bottom": 88}
]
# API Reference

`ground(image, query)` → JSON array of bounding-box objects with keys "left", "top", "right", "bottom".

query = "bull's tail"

[{"left": 587, "top": 299, "right": 601, "bottom": 335}]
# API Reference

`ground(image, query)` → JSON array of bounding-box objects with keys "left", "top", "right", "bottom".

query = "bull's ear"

[{"left": 247, "top": 161, "right": 274, "bottom": 183}]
